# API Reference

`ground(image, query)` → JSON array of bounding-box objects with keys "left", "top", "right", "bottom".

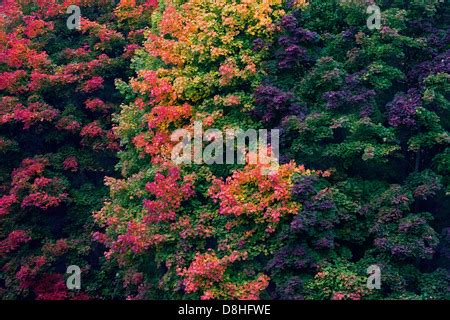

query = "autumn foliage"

[{"left": 1, "top": 0, "right": 449, "bottom": 300}]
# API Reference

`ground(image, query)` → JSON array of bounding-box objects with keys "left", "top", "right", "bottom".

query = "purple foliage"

[
  {"left": 398, "top": 217, "right": 426, "bottom": 233},
  {"left": 276, "top": 14, "right": 318, "bottom": 69},
  {"left": 281, "top": 14, "right": 298, "bottom": 32},
  {"left": 323, "top": 71, "right": 376, "bottom": 114},
  {"left": 409, "top": 20, "right": 450, "bottom": 51},
  {"left": 253, "top": 38, "right": 266, "bottom": 51},
  {"left": 278, "top": 277, "right": 305, "bottom": 300},
  {"left": 342, "top": 27, "right": 357, "bottom": 40},
  {"left": 254, "top": 85, "right": 306, "bottom": 124},
  {"left": 387, "top": 89, "right": 422, "bottom": 127},
  {"left": 360, "top": 104, "right": 374, "bottom": 118},
  {"left": 408, "top": 50, "right": 450, "bottom": 85},
  {"left": 314, "top": 235, "right": 334, "bottom": 249},
  {"left": 292, "top": 176, "right": 317, "bottom": 199}
]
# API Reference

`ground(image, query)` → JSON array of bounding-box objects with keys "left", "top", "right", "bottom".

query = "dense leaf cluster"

[{"left": 0, "top": 0, "right": 448, "bottom": 300}]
